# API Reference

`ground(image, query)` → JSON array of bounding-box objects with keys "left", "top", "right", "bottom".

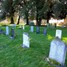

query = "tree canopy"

[{"left": 0, "top": 0, "right": 67, "bottom": 24}]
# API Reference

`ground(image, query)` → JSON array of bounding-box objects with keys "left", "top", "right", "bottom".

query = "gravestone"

[
  {"left": 43, "top": 28, "right": 47, "bottom": 35},
  {"left": 55, "top": 30, "right": 62, "bottom": 39},
  {"left": 36, "top": 26, "right": 40, "bottom": 34},
  {"left": 6, "top": 26, "right": 9, "bottom": 35},
  {"left": 22, "top": 32, "right": 30, "bottom": 48},
  {"left": 10, "top": 28, "right": 15, "bottom": 39},
  {"left": 22, "top": 25, "right": 25, "bottom": 30},
  {"left": 49, "top": 37, "right": 66, "bottom": 66},
  {"left": 30, "top": 26, "right": 34, "bottom": 32},
  {"left": 29, "top": 21, "right": 34, "bottom": 32}
]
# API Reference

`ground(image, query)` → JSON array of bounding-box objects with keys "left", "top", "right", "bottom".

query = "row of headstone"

[
  {"left": 49, "top": 30, "right": 66, "bottom": 67},
  {"left": 6, "top": 26, "right": 15, "bottom": 39},
  {"left": 30, "top": 26, "right": 47, "bottom": 35},
  {"left": 30, "top": 26, "right": 40, "bottom": 33},
  {"left": 2, "top": 25, "right": 67, "bottom": 66}
]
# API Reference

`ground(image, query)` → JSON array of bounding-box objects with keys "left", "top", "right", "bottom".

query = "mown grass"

[{"left": 0, "top": 25, "right": 67, "bottom": 67}]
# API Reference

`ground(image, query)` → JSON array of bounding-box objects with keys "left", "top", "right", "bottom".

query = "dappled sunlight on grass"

[
  {"left": 0, "top": 26, "right": 67, "bottom": 67},
  {"left": 62, "top": 37, "right": 67, "bottom": 44},
  {"left": 47, "top": 34, "right": 53, "bottom": 40}
]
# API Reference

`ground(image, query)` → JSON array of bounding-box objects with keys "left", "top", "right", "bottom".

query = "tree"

[
  {"left": 1, "top": 0, "right": 21, "bottom": 24},
  {"left": 19, "top": 0, "right": 32, "bottom": 25},
  {"left": 30, "top": 0, "right": 58, "bottom": 25},
  {"left": 0, "top": 0, "right": 6, "bottom": 21},
  {"left": 52, "top": 0, "right": 67, "bottom": 19}
]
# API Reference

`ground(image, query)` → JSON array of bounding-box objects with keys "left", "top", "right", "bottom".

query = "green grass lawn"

[{"left": 0, "top": 25, "right": 67, "bottom": 67}]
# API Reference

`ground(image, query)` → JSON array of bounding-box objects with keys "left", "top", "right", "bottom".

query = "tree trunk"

[
  {"left": 17, "top": 15, "right": 20, "bottom": 25},
  {"left": 36, "top": 18, "right": 42, "bottom": 26},
  {"left": 36, "top": 13, "right": 42, "bottom": 26},
  {"left": 47, "top": 18, "right": 50, "bottom": 27},
  {"left": 10, "top": 16, "right": 14, "bottom": 24},
  {"left": 36, "top": 14, "right": 42, "bottom": 34},
  {"left": 47, "top": 12, "right": 51, "bottom": 27},
  {"left": 26, "top": 16, "right": 29, "bottom": 25}
]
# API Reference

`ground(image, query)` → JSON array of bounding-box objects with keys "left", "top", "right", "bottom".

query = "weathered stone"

[
  {"left": 22, "top": 32, "right": 30, "bottom": 48},
  {"left": 49, "top": 37, "right": 66, "bottom": 65}
]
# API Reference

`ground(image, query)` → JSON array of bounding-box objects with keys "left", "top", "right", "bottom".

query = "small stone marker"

[
  {"left": 36, "top": 26, "right": 40, "bottom": 34},
  {"left": 30, "top": 26, "right": 34, "bottom": 32},
  {"left": 6, "top": 26, "right": 9, "bottom": 35},
  {"left": 22, "top": 32, "right": 30, "bottom": 48},
  {"left": 10, "top": 28, "right": 15, "bottom": 39},
  {"left": 55, "top": 30, "right": 62, "bottom": 39},
  {"left": 43, "top": 28, "right": 47, "bottom": 35},
  {"left": 49, "top": 37, "right": 66, "bottom": 66}
]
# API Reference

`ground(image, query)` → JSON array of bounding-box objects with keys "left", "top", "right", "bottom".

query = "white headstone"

[
  {"left": 49, "top": 37, "right": 66, "bottom": 65},
  {"left": 55, "top": 30, "right": 62, "bottom": 39},
  {"left": 30, "top": 26, "right": 34, "bottom": 32},
  {"left": 6, "top": 26, "right": 9, "bottom": 35},
  {"left": 23, "top": 25, "right": 25, "bottom": 30},
  {"left": 22, "top": 32, "right": 30, "bottom": 48}
]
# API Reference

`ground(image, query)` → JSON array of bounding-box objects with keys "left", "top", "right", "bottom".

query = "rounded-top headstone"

[{"left": 49, "top": 37, "right": 66, "bottom": 65}]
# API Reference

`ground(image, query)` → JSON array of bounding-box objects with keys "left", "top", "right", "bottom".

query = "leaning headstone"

[
  {"left": 55, "top": 30, "right": 62, "bottom": 39},
  {"left": 36, "top": 26, "right": 40, "bottom": 34},
  {"left": 22, "top": 32, "right": 30, "bottom": 48},
  {"left": 49, "top": 37, "right": 66, "bottom": 66},
  {"left": 10, "top": 28, "right": 15, "bottom": 39},
  {"left": 6, "top": 26, "right": 9, "bottom": 35}
]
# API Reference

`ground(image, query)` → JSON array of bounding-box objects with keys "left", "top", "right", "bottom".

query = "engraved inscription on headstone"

[{"left": 22, "top": 32, "right": 30, "bottom": 48}]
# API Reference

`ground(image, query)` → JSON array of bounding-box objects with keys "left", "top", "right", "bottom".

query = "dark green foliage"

[{"left": 52, "top": 1, "right": 67, "bottom": 19}]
